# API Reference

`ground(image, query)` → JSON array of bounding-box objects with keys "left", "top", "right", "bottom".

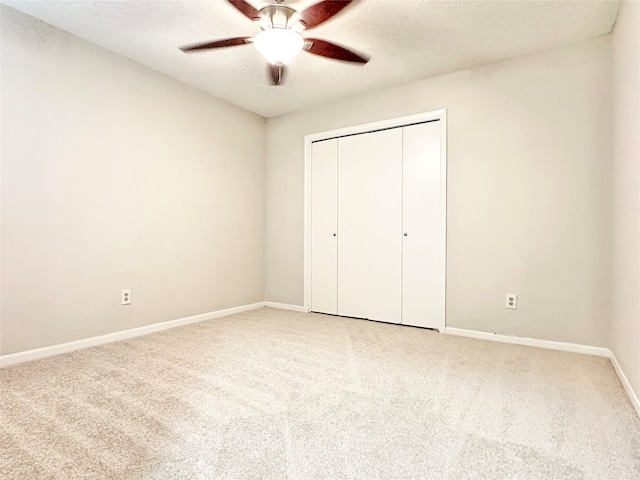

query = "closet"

[{"left": 309, "top": 118, "right": 445, "bottom": 330}]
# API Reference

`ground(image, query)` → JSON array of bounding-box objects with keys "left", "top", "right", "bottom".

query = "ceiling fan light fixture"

[
  {"left": 180, "top": 0, "right": 367, "bottom": 86},
  {"left": 253, "top": 28, "right": 303, "bottom": 65}
]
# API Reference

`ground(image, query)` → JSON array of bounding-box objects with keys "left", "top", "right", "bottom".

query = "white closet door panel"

[
  {"left": 338, "top": 128, "right": 402, "bottom": 323},
  {"left": 311, "top": 139, "right": 338, "bottom": 314},
  {"left": 402, "top": 121, "right": 443, "bottom": 329}
]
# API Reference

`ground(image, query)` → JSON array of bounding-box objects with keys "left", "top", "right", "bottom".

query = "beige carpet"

[{"left": 1, "top": 307, "right": 639, "bottom": 479}]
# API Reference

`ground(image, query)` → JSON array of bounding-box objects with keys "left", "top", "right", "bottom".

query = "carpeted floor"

[{"left": 1, "top": 307, "right": 639, "bottom": 479}]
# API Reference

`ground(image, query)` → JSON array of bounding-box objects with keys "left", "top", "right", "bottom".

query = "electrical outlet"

[
  {"left": 506, "top": 294, "right": 517, "bottom": 310},
  {"left": 121, "top": 289, "right": 131, "bottom": 305}
]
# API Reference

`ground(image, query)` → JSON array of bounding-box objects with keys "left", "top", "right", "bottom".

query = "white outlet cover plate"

[
  {"left": 506, "top": 294, "right": 518, "bottom": 309},
  {"left": 121, "top": 289, "right": 132, "bottom": 305}
]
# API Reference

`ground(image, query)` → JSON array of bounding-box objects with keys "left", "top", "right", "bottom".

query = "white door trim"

[{"left": 303, "top": 109, "right": 448, "bottom": 332}]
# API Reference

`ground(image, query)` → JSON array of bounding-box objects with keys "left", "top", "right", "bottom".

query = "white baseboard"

[
  {"left": 265, "top": 302, "right": 307, "bottom": 312},
  {"left": 445, "top": 327, "right": 639, "bottom": 418},
  {"left": 0, "top": 302, "right": 266, "bottom": 368},
  {"left": 445, "top": 327, "right": 611, "bottom": 357},
  {"left": 609, "top": 353, "right": 640, "bottom": 418}
]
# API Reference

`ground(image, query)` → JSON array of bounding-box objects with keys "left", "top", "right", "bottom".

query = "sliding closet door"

[
  {"left": 310, "top": 139, "right": 338, "bottom": 314},
  {"left": 338, "top": 129, "right": 403, "bottom": 323},
  {"left": 402, "top": 121, "right": 443, "bottom": 329}
]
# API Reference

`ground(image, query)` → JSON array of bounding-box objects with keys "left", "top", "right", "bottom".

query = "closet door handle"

[
  {"left": 404, "top": 232, "right": 408, "bottom": 237},
  {"left": 333, "top": 233, "right": 337, "bottom": 237}
]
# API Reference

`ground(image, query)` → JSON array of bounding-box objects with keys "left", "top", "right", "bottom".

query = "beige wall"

[
  {"left": 266, "top": 37, "right": 612, "bottom": 347},
  {"left": 1, "top": 6, "right": 625, "bottom": 358},
  {"left": 611, "top": 1, "right": 640, "bottom": 397},
  {"left": 0, "top": 7, "right": 266, "bottom": 355}
]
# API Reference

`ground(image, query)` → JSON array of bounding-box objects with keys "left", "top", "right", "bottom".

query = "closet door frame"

[{"left": 303, "top": 109, "right": 448, "bottom": 332}]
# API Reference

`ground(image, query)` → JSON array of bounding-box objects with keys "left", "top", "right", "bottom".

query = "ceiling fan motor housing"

[{"left": 258, "top": 3, "right": 304, "bottom": 31}]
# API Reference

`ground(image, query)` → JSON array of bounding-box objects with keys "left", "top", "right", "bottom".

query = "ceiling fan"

[{"left": 179, "top": 0, "right": 370, "bottom": 86}]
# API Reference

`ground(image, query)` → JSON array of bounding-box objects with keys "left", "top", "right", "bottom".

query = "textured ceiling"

[{"left": 2, "top": 0, "right": 620, "bottom": 117}]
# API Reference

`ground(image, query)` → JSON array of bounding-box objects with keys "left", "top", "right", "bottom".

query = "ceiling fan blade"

[
  {"left": 268, "top": 63, "right": 287, "bottom": 86},
  {"left": 300, "top": 0, "right": 354, "bottom": 29},
  {"left": 305, "top": 38, "right": 369, "bottom": 63},
  {"left": 227, "top": 0, "right": 260, "bottom": 21},
  {"left": 180, "top": 37, "right": 251, "bottom": 53}
]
